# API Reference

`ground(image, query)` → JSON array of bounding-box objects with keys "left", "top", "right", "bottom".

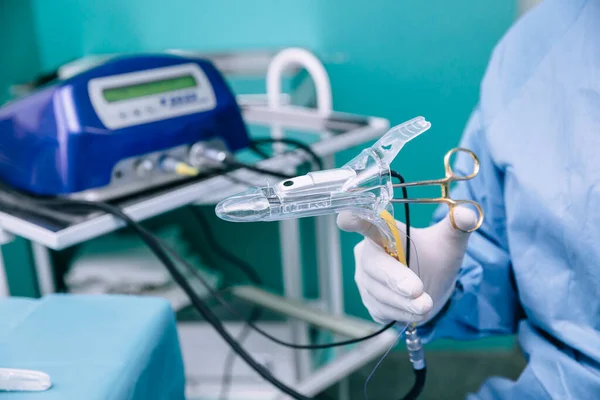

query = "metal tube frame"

[{"left": 0, "top": 229, "right": 14, "bottom": 296}]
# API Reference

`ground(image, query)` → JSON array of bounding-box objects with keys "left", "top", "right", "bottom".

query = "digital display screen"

[{"left": 103, "top": 75, "right": 197, "bottom": 102}]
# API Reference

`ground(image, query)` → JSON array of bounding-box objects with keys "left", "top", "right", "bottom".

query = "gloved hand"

[{"left": 337, "top": 208, "right": 477, "bottom": 324}]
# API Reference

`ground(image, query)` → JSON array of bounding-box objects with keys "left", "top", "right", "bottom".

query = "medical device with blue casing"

[{"left": 0, "top": 54, "right": 249, "bottom": 200}]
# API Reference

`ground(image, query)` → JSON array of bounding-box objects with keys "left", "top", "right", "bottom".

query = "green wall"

[
  {"left": 0, "top": 0, "right": 42, "bottom": 103},
  {"left": 30, "top": 0, "right": 323, "bottom": 72},
  {"left": 0, "top": 0, "right": 42, "bottom": 296},
  {"left": 1, "top": 1, "right": 516, "bottom": 321}
]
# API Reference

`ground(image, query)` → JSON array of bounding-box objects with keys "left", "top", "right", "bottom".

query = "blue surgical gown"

[{"left": 420, "top": 0, "right": 600, "bottom": 398}]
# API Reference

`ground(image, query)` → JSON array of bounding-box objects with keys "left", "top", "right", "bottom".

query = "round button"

[
  {"left": 119, "top": 112, "right": 127, "bottom": 119},
  {"left": 135, "top": 159, "right": 154, "bottom": 178},
  {"left": 146, "top": 106, "right": 155, "bottom": 114},
  {"left": 133, "top": 109, "right": 141, "bottom": 117}
]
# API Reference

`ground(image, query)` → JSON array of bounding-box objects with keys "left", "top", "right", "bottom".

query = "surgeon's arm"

[{"left": 418, "top": 108, "right": 520, "bottom": 342}]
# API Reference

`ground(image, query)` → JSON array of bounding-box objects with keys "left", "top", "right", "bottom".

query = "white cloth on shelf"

[{"left": 65, "top": 226, "right": 221, "bottom": 311}]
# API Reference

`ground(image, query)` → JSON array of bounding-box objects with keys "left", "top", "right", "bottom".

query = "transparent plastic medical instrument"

[
  {"left": 216, "top": 116, "right": 433, "bottom": 388},
  {"left": 216, "top": 115, "right": 485, "bottom": 398},
  {"left": 216, "top": 116, "right": 431, "bottom": 259},
  {"left": 0, "top": 368, "right": 51, "bottom": 392}
]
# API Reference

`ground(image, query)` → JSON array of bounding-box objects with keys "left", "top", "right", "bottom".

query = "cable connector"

[
  {"left": 160, "top": 157, "right": 199, "bottom": 177},
  {"left": 189, "top": 141, "right": 231, "bottom": 168},
  {"left": 405, "top": 325, "right": 425, "bottom": 370}
]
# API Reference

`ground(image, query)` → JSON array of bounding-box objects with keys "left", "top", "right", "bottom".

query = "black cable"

[
  {"left": 221, "top": 171, "right": 262, "bottom": 188},
  {"left": 251, "top": 319, "right": 397, "bottom": 350},
  {"left": 250, "top": 138, "right": 325, "bottom": 170},
  {"left": 186, "top": 207, "right": 263, "bottom": 285},
  {"left": 219, "top": 307, "right": 261, "bottom": 400},
  {"left": 157, "top": 230, "right": 263, "bottom": 400},
  {"left": 401, "top": 368, "right": 426, "bottom": 400},
  {"left": 182, "top": 207, "right": 264, "bottom": 400},
  {"left": 390, "top": 170, "right": 411, "bottom": 266},
  {"left": 26, "top": 69, "right": 59, "bottom": 88},
  {"left": 32, "top": 198, "right": 312, "bottom": 400},
  {"left": 155, "top": 234, "right": 334, "bottom": 400},
  {"left": 219, "top": 137, "right": 324, "bottom": 182},
  {"left": 0, "top": 199, "right": 82, "bottom": 226},
  {"left": 221, "top": 158, "right": 293, "bottom": 180},
  {"left": 248, "top": 142, "right": 271, "bottom": 160},
  {"left": 153, "top": 220, "right": 398, "bottom": 350},
  {"left": 391, "top": 170, "right": 426, "bottom": 400}
]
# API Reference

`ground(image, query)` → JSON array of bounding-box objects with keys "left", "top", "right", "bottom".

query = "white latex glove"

[{"left": 337, "top": 208, "right": 477, "bottom": 324}]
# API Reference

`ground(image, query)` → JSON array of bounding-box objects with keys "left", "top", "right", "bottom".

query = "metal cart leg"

[
  {"left": 30, "top": 243, "right": 56, "bottom": 296},
  {"left": 0, "top": 230, "right": 15, "bottom": 297},
  {"left": 316, "top": 214, "right": 351, "bottom": 400},
  {"left": 0, "top": 247, "right": 10, "bottom": 297},
  {"left": 315, "top": 143, "right": 351, "bottom": 400},
  {"left": 280, "top": 218, "right": 312, "bottom": 382},
  {"left": 338, "top": 380, "right": 351, "bottom": 400}
]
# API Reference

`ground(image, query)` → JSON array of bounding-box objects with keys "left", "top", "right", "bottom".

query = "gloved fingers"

[
  {"left": 355, "top": 257, "right": 401, "bottom": 323},
  {"left": 361, "top": 238, "right": 423, "bottom": 298},
  {"left": 337, "top": 211, "right": 387, "bottom": 247},
  {"left": 363, "top": 278, "right": 433, "bottom": 316},
  {"left": 362, "top": 292, "right": 430, "bottom": 324}
]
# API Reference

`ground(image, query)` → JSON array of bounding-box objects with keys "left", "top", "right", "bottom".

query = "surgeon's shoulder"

[{"left": 479, "top": 0, "right": 589, "bottom": 118}]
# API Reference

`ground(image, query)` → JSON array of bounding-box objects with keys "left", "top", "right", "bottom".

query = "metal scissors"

[{"left": 391, "top": 148, "right": 484, "bottom": 232}]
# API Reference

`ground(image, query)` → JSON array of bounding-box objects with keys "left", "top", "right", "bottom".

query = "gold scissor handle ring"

[
  {"left": 448, "top": 200, "right": 484, "bottom": 233},
  {"left": 444, "top": 148, "right": 481, "bottom": 181}
]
